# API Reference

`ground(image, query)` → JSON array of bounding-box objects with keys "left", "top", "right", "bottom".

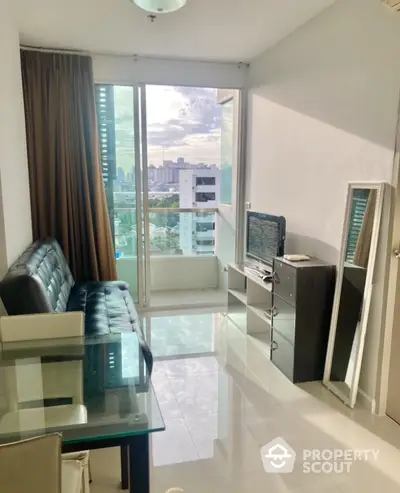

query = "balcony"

[
  {"left": 113, "top": 206, "right": 221, "bottom": 307},
  {"left": 149, "top": 208, "right": 217, "bottom": 256},
  {"left": 114, "top": 207, "right": 217, "bottom": 258}
]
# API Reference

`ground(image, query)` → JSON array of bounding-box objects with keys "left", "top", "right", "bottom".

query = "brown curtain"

[
  {"left": 354, "top": 190, "right": 377, "bottom": 269},
  {"left": 21, "top": 50, "right": 117, "bottom": 281}
]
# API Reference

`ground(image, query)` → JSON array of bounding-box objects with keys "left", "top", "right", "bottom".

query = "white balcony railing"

[{"left": 114, "top": 207, "right": 217, "bottom": 257}]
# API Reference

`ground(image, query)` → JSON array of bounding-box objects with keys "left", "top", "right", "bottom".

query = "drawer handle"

[{"left": 271, "top": 341, "right": 278, "bottom": 351}]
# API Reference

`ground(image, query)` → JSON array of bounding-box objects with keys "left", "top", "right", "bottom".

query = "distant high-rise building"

[
  {"left": 126, "top": 171, "right": 134, "bottom": 183},
  {"left": 148, "top": 158, "right": 221, "bottom": 192},
  {"left": 148, "top": 165, "right": 156, "bottom": 182},
  {"left": 117, "top": 167, "right": 125, "bottom": 183},
  {"left": 179, "top": 168, "right": 220, "bottom": 255}
]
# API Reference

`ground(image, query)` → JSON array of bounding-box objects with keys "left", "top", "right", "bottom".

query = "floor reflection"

[
  {"left": 90, "top": 309, "right": 400, "bottom": 493},
  {"left": 142, "top": 311, "right": 221, "bottom": 358}
]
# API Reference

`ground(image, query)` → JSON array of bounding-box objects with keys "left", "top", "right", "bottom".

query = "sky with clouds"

[{"left": 146, "top": 85, "right": 222, "bottom": 167}]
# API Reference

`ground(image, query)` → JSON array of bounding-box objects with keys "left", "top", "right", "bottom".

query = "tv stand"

[
  {"left": 227, "top": 263, "right": 273, "bottom": 354},
  {"left": 227, "top": 258, "right": 335, "bottom": 381}
]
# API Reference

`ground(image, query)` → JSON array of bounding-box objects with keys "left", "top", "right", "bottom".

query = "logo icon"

[{"left": 261, "top": 437, "right": 296, "bottom": 474}]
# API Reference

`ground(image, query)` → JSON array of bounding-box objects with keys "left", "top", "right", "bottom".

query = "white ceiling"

[{"left": 12, "top": 0, "right": 336, "bottom": 62}]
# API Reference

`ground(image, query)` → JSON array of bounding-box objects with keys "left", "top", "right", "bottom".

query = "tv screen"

[{"left": 246, "top": 212, "right": 286, "bottom": 267}]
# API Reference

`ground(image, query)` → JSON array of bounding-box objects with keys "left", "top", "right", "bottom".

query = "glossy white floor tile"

[
  {"left": 91, "top": 309, "right": 400, "bottom": 493},
  {"left": 141, "top": 311, "right": 223, "bottom": 358}
]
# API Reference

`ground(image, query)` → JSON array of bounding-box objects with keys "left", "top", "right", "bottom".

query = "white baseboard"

[{"left": 358, "top": 388, "right": 376, "bottom": 414}]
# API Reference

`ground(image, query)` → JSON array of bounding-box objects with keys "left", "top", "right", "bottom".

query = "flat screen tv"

[{"left": 246, "top": 211, "right": 286, "bottom": 268}]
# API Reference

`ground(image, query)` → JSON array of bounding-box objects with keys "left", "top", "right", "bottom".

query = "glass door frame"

[
  {"left": 235, "top": 89, "right": 247, "bottom": 265},
  {"left": 141, "top": 84, "right": 246, "bottom": 308},
  {"left": 216, "top": 88, "right": 247, "bottom": 265},
  {"left": 137, "top": 84, "right": 151, "bottom": 309},
  {"left": 132, "top": 85, "right": 145, "bottom": 308},
  {"left": 95, "top": 83, "right": 149, "bottom": 309}
]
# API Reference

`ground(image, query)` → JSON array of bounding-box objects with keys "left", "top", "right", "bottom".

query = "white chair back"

[
  {"left": 0, "top": 312, "right": 85, "bottom": 409},
  {"left": 0, "top": 434, "right": 62, "bottom": 493},
  {"left": 0, "top": 312, "right": 84, "bottom": 342}
]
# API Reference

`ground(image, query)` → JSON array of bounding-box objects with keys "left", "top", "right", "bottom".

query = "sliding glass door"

[
  {"left": 95, "top": 84, "right": 149, "bottom": 306},
  {"left": 95, "top": 83, "right": 242, "bottom": 309}
]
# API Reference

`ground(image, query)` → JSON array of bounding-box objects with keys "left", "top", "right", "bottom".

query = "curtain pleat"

[{"left": 21, "top": 50, "right": 117, "bottom": 282}]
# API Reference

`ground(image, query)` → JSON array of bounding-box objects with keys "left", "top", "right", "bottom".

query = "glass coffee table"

[{"left": 0, "top": 332, "right": 164, "bottom": 493}]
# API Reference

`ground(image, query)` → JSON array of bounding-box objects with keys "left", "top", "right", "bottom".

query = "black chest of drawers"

[{"left": 271, "top": 257, "right": 335, "bottom": 383}]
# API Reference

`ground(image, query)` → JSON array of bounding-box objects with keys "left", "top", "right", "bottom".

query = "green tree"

[
  {"left": 149, "top": 195, "right": 180, "bottom": 229},
  {"left": 151, "top": 230, "right": 179, "bottom": 253},
  {"left": 148, "top": 195, "right": 179, "bottom": 208}
]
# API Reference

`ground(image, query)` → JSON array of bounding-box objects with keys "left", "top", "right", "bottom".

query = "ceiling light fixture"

[{"left": 133, "top": 0, "right": 188, "bottom": 14}]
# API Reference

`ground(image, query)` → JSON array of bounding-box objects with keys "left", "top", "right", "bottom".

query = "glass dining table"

[{"left": 0, "top": 331, "right": 165, "bottom": 493}]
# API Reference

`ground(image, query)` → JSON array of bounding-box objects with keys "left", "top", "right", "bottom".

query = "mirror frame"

[{"left": 323, "top": 182, "right": 386, "bottom": 408}]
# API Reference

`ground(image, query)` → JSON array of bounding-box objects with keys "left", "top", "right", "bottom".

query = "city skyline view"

[
  {"left": 96, "top": 83, "right": 232, "bottom": 258},
  {"left": 147, "top": 85, "right": 222, "bottom": 169},
  {"left": 112, "top": 85, "right": 223, "bottom": 173}
]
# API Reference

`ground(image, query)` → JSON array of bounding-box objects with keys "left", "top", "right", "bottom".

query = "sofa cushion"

[
  {"left": 0, "top": 239, "right": 74, "bottom": 315},
  {"left": 67, "top": 281, "right": 139, "bottom": 335},
  {"left": 66, "top": 281, "right": 152, "bottom": 371}
]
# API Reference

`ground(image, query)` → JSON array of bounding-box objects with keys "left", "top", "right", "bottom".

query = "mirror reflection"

[{"left": 329, "top": 189, "right": 377, "bottom": 396}]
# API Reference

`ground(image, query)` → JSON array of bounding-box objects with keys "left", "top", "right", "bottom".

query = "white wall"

[
  {"left": 0, "top": 1, "right": 32, "bottom": 274},
  {"left": 151, "top": 256, "right": 218, "bottom": 291},
  {"left": 93, "top": 54, "right": 248, "bottom": 89},
  {"left": 247, "top": 0, "right": 400, "bottom": 405},
  {"left": 117, "top": 255, "right": 218, "bottom": 301}
]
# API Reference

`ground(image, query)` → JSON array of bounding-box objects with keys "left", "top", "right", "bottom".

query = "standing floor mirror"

[{"left": 323, "top": 182, "right": 386, "bottom": 408}]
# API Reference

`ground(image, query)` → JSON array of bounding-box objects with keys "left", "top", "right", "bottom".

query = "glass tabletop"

[{"left": 0, "top": 332, "right": 165, "bottom": 446}]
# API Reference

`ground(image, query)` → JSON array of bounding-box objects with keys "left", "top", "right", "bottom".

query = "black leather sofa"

[{"left": 0, "top": 239, "right": 152, "bottom": 371}]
